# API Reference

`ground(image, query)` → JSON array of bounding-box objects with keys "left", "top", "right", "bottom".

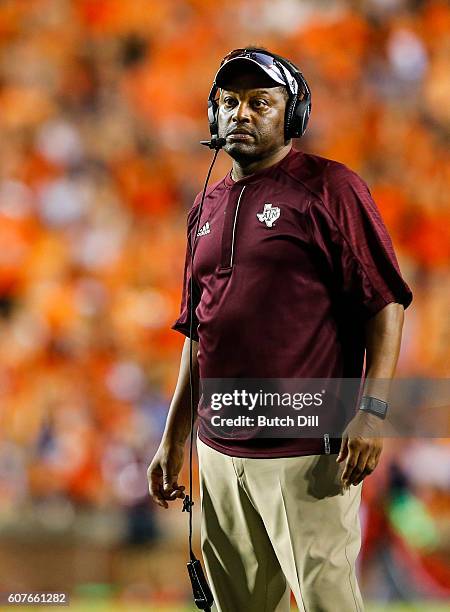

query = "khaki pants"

[{"left": 197, "top": 436, "right": 364, "bottom": 612}]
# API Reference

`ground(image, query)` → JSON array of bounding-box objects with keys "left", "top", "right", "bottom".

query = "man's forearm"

[
  {"left": 338, "top": 302, "right": 405, "bottom": 483},
  {"left": 162, "top": 337, "right": 199, "bottom": 446},
  {"left": 363, "top": 302, "right": 404, "bottom": 401}
]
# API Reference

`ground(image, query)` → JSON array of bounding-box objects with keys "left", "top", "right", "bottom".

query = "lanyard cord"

[{"left": 184, "top": 147, "right": 221, "bottom": 560}]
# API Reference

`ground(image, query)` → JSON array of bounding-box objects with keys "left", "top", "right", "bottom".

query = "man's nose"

[{"left": 232, "top": 101, "right": 251, "bottom": 123}]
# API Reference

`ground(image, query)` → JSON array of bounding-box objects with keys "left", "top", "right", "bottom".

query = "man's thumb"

[
  {"left": 336, "top": 437, "right": 348, "bottom": 463},
  {"left": 163, "top": 472, "right": 176, "bottom": 491}
]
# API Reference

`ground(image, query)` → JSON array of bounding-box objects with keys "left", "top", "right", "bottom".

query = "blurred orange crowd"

[{"left": 0, "top": 0, "right": 448, "bottom": 514}]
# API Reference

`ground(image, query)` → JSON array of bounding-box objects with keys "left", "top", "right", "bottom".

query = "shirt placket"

[{"left": 218, "top": 185, "right": 246, "bottom": 273}]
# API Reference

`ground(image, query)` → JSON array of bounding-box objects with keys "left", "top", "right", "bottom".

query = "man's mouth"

[
  {"left": 227, "top": 129, "right": 254, "bottom": 140},
  {"left": 227, "top": 132, "right": 253, "bottom": 141}
]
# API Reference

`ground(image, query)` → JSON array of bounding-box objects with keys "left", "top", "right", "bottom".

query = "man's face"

[{"left": 217, "top": 70, "right": 288, "bottom": 163}]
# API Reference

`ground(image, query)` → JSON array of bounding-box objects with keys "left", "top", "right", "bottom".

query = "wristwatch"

[{"left": 359, "top": 396, "right": 388, "bottom": 420}]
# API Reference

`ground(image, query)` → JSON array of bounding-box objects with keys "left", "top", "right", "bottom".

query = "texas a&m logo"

[{"left": 256, "top": 203, "right": 280, "bottom": 227}]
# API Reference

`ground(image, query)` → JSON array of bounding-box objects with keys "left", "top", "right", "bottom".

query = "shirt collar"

[{"left": 224, "top": 146, "right": 299, "bottom": 188}]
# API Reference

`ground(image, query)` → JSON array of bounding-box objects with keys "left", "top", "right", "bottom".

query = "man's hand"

[
  {"left": 336, "top": 411, "right": 383, "bottom": 488},
  {"left": 147, "top": 441, "right": 186, "bottom": 509}
]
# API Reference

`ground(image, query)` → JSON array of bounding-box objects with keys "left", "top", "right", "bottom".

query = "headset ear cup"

[
  {"left": 208, "top": 99, "right": 219, "bottom": 138},
  {"left": 284, "top": 97, "right": 297, "bottom": 140},
  {"left": 207, "top": 84, "right": 220, "bottom": 138},
  {"left": 294, "top": 98, "right": 311, "bottom": 138},
  {"left": 283, "top": 78, "right": 311, "bottom": 139}
]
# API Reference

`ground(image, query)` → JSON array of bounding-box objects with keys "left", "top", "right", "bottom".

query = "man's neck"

[{"left": 231, "top": 143, "right": 292, "bottom": 181}]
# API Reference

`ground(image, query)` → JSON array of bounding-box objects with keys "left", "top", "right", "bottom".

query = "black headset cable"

[{"left": 183, "top": 143, "right": 223, "bottom": 611}]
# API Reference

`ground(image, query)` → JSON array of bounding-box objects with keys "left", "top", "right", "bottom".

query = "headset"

[
  {"left": 185, "top": 49, "right": 312, "bottom": 611},
  {"left": 205, "top": 47, "right": 312, "bottom": 146}
]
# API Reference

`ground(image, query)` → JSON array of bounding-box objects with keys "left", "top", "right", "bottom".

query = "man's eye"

[
  {"left": 253, "top": 99, "right": 268, "bottom": 108},
  {"left": 223, "top": 97, "right": 236, "bottom": 107}
]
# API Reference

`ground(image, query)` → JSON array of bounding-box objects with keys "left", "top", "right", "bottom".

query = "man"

[{"left": 148, "top": 48, "right": 412, "bottom": 611}]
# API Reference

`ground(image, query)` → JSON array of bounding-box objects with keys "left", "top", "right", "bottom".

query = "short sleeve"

[
  {"left": 171, "top": 205, "right": 201, "bottom": 341},
  {"left": 307, "top": 165, "right": 413, "bottom": 319}
]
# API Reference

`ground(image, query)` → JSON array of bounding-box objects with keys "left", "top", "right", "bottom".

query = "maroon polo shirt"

[{"left": 172, "top": 146, "right": 412, "bottom": 458}]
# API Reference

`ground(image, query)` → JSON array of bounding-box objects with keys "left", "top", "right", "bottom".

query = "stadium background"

[{"left": 0, "top": 0, "right": 448, "bottom": 610}]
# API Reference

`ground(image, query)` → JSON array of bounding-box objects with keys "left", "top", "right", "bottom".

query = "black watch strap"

[{"left": 359, "top": 396, "right": 388, "bottom": 420}]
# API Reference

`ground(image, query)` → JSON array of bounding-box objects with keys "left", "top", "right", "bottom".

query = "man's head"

[
  {"left": 208, "top": 47, "right": 311, "bottom": 165},
  {"left": 214, "top": 49, "right": 291, "bottom": 164}
]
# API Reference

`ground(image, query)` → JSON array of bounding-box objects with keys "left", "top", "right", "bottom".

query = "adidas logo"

[{"left": 197, "top": 221, "right": 211, "bottom": 236}]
